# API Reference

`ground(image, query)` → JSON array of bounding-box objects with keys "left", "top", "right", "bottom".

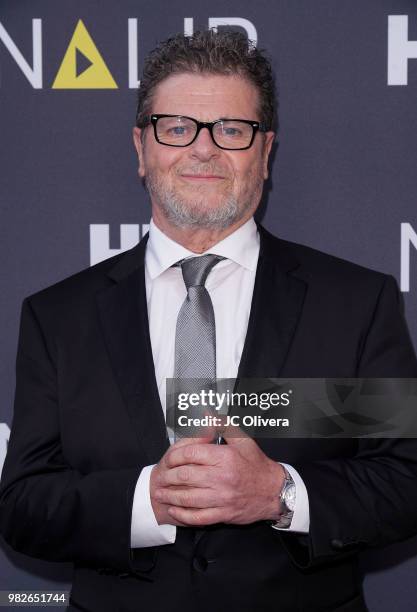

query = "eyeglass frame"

[{"left": 141, "top": 114, "right": 268, "bottom": 151}]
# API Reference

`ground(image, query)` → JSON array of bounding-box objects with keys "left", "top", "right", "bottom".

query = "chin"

[{"left": 168, "top": 201, "right": 247, "bottom": 230}]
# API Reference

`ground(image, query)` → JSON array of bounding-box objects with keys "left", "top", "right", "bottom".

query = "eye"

[
  {"left": 169, "top": 126, "right": 187, "bottom": 135},
  {"left": 223, "top": 126, "right": 242, "bottom": 137}
]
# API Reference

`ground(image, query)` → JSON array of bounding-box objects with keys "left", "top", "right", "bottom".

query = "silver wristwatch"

[{"left": 270, "top": 466, "right": 296, "bottom": 530}]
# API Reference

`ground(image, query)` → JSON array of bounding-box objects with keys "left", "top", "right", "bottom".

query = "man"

[{"left": 1, "top": 29, "right": 417, "bottom": 612}]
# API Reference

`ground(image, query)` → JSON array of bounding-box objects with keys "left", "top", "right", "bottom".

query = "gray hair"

[{"left": 136, "top": 29, "right": 277, "bottom": 133}]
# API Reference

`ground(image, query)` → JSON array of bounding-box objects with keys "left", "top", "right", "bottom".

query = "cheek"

[
  {"left": 155, "top": 153, "right": 188, "bottom": 177},
  {"left": 234, "top": 156, "right": 262, "bottom": 184},
  {"left": 144, "top": 155, "right": 173, "bottom": 180}
]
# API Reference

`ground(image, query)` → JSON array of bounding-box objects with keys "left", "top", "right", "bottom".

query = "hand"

[
  {"left": 151, "top": 428, "right": 285, "bottom": 527},
  {"left": 150, "top": 435, "right": 214, "bottom": 526}
]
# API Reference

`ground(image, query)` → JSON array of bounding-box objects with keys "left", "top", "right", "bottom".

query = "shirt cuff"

[
  {"left": 273, "top": 462, "right": 310, "bottom": 534},
  {"left": 130, "top": 464, "right": 177, "bottom": 547}
]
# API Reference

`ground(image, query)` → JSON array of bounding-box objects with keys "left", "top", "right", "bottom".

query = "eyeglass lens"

[{"left": 155, "top": 116, "right": 254, "bottom": 149}]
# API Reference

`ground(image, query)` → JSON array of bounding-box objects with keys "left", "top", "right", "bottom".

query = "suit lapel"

[
  {"left": 237, "top": 225, "right": 308, "bottom": 379},
  {"left": 96, "top": 235, "right": 169, "bottom": 465}
]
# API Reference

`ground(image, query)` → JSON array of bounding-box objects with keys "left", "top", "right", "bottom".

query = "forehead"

[{"left": 151, "top": 73, "right": 260, "bottom": 121}]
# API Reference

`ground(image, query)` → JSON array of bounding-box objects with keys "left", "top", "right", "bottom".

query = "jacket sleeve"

[
  {"left": 0, "top": 297, "right": 156, "bottom": 578},
  {"left": 277, "top": 274, "right": 417, "bottom": 569}
]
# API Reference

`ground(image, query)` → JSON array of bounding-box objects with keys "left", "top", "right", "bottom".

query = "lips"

[{"left": 180, "top": 174, "right": 225, "bottom": 179}]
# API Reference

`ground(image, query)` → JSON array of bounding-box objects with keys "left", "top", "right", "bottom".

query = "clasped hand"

[{"left": 150, "top": 431, "right": 285, "bottom": 527}]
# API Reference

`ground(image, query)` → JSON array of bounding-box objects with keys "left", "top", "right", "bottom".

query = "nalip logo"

[{"left": 0, "top": 17, "right": 257, "bottom": 89}]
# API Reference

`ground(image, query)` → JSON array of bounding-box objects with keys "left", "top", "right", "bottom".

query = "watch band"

[{"left": 270, "top": 466, "right": 296, "bottom": 530}]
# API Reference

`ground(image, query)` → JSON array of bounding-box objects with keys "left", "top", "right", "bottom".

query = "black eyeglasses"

[{"left": 142, "top": 114, "right": 267, "bottom": 150}]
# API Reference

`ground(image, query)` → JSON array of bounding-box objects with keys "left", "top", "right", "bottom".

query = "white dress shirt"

[{"left": 130, "top": 217, "right": 310, "bottom": 547}]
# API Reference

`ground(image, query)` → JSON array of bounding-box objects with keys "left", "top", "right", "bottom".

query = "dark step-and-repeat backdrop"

[{"left": 1, "top": 1, "right": 416, "bottom": 610}]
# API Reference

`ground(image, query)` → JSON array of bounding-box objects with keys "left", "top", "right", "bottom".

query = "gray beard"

[{"left": 145, "top": 174, "right": 253, "bottom": 230}]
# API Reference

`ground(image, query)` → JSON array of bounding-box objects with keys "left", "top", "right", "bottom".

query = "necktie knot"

[{"left": 179, "top": 254, "right": 224, "bottom": 290}]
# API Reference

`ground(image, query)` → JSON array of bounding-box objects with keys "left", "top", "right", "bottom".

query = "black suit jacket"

[{"left": 1, "top": 224, "right": 417, "bottom": 612}]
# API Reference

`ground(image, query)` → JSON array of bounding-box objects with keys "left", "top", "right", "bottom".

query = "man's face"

[{"left": 133, "top": 73, "right": 275, "bottom": 230}]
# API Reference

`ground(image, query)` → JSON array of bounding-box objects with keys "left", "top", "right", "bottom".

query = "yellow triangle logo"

[{"left": 52, "top": 20, "right": 118, "bottom": 89}]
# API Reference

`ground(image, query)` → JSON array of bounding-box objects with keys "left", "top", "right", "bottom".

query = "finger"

[
  {"left": 166, "top": 442, "right": 224, "bottom": 468},
  {"left": 170, "top": 517, "right": 191, "bottom": 527},
  {"left": 158, "top": 465, "right": 214, "bottom": 488},
  {"left": 221, "top": 422, "right": 254, "bottom": 446},
  {"left": 160, "top": 435, "right": 212, "bottom": 469},
  {"left": 167, "top": 506, "right": 228, "bottom": 526},
  {"left": 172, "top": 434, "right": 214, "bottom": 448},
  {"left": 154, "top": 487, "right": 219, "bottom": 508}
]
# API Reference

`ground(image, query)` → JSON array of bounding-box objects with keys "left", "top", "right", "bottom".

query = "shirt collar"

[{"left": 145, "top": 217, "right": 259, "bottom": 280}]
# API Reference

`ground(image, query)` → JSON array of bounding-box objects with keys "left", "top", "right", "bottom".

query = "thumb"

[{"left": 220, "top": 421, "right": 253, "bottom": 447}]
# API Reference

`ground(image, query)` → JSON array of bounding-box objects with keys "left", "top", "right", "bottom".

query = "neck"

[{"left": 152, "top": 209, "right": 252, "bottom": 253}]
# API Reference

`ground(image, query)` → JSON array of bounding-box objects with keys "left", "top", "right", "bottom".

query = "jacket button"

[
  {"left": 193, "top": 556, "right": 208, "bottom": 572},
  {"left": 330, "top": 538, "right": 345, "bottom": 549}
]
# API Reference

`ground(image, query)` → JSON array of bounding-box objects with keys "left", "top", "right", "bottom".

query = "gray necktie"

[{"left": 166, "top": 254, "right": 224, "bottom": 438}]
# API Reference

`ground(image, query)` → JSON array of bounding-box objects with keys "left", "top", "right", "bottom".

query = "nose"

[{"left": 188, "top": 127, "right": 219, "bottom": 160}]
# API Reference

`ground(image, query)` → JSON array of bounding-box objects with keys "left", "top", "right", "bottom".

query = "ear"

[
  {"left": 133, "top": 126, "right": 146, "bottom": 178},
  {"left": 262, "top": 131, "right": 275, "bottom": 180}
]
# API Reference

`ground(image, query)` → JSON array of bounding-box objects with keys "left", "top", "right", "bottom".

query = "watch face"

[{"left": 283, "top": 483, "right": 296, "bottom": 512}]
